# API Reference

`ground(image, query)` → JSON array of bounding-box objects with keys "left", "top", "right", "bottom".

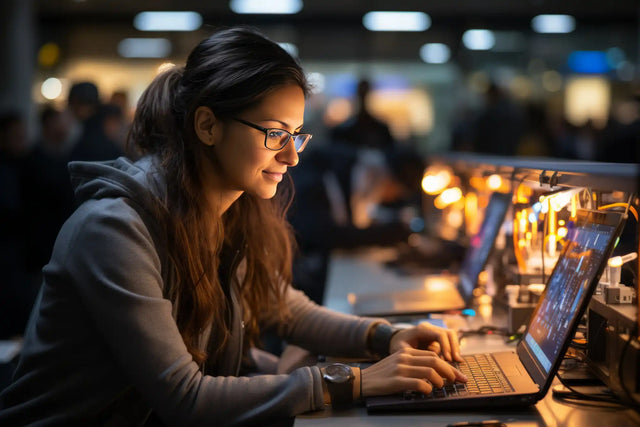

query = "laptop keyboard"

[
  {"left": 456, "top": 353, "right": 514, "bottom": 395},
  {"left": 403, "top": 353, "right": 514, "bottom": 400}
]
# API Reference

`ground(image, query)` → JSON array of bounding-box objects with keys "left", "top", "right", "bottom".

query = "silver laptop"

[
  {"left": 365, "top": 208, "right": 626, "bottom": 411},
  {"left": 352, "top": 192, "right": 512, "bottom": 317}
]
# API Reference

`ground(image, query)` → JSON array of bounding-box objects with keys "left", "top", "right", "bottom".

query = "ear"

[{"left": 194, "top": 106, "right": 221, "bottom": 146}]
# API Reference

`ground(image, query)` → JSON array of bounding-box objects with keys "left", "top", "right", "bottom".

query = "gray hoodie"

[{"left": 0, "top": 156, "right": 387, "bottom": 426}]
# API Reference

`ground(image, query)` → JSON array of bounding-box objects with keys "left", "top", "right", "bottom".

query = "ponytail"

[{"left": 127, "top": 66, "right": 185, "bottom": 158}]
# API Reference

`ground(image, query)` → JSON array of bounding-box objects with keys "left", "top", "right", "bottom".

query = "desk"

[{"left": 294, "top": 248, "right": 640, "bottom": 426}]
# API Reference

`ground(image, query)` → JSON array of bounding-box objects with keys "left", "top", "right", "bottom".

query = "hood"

[{"left": 68, "top": 156, "right": 165, "bottom": 211}]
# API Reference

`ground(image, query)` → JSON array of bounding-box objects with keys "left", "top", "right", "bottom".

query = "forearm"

[
  {"left": 166, "top": 366, "right": 325, "bottom": 425},
  {"left": 279, "top": 288, "right": 389, "bottom": 358}
]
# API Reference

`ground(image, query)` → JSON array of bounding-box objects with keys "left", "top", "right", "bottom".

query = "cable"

[
  {"left": 555, "top": 370, "right": 628, "bottom": 407},
  {"left": 598, "top": 202, "right": 638, "bottom": 222}
]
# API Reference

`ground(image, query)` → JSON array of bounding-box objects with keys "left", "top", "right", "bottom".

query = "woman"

[{"left": 0, "top": 27, "right": 465, "bottom": 425}]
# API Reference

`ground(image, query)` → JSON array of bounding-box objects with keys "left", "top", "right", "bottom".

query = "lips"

[{"left": 263, "top": 170, "right": 285, "bottom": 182}]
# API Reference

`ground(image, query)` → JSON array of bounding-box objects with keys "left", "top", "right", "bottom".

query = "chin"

[{"left": 251, "top": 185, "right": 278, "bottom": 200}]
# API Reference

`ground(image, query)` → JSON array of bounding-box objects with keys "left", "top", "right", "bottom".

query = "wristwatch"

[{"left": 321, "top": 363, "right": 355, "bottom": 408}]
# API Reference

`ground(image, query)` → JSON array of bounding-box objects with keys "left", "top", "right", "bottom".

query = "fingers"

[
  {"left": 362, "top": 347, "right": 468, "bottom": 398},
  {"left": 427, "top": 341, "right": 441, "bottom": 354},
  {"left": 417, "top": 323, "right": 462, "bottom": 362},
  {"left": 396, "top": 348, "right": 466, "bottom": 384},
  {"left": 396, "top": 364, "right": 446, "bottom": 388},
  {"left": 447, "top": 328, "right": 463, "bottom": 362}
]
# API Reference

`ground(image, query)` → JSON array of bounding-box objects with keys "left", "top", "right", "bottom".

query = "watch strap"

[
  {"left": 322, "top": 364, "right": 354, "bottom": 408},
  {"left": 367, "top": 322, "right": 400, "bottom": 358}
]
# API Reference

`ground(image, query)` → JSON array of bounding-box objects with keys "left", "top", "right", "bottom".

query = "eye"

[{"left": 266, "top": 129, "right": 287, "bottom": 139}]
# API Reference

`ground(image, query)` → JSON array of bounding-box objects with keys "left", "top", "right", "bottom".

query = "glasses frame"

[{"left": 231, "top": 117, "right": 312, "bottom": 153}]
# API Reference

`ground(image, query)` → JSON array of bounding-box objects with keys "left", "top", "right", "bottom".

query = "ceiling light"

[
  {"left": 41, "top": 77, "right": 63, "bottom": 100},
  {"left": 419, "top": 43, "right": 450, "bottom": 64},
  {"left": 363, "top": 11, "right": 431, "bottom": 32},
  {"left": 462, "top": 29, "right": 495, "bottom": 50},
  {"left": 133, "top": 11, "right": 202, "bottom": 31},
  {"left": 118, "top": 38, "right": 171, "bottom": 58},
  {"left": 230, "top": 0, "right": 303, "bottom": 14},
  {"left": 531, "top": 14, "right": 576, "bottom": 34}
]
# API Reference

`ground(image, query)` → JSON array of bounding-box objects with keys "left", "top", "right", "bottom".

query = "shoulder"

[
  {"left": 47, "top": 196, "right": 169, "bottom": 299},
  {"left": 57, "top": 196, "right": 163, "bottom": 265}
]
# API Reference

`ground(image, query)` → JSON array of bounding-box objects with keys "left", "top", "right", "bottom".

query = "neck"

[{"left": 199, "top": 146, "right": 243, "bottom": 216}]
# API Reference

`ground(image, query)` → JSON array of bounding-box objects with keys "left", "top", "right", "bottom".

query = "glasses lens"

[
  {"left": 264, "top": 129, "right": 289, "bottom": 150},
  {"left": 264, "top": 129, "right": 311, "bottom": 152},
  {"left": 293, "top": 134, "right": 310, "bottom": 153}
]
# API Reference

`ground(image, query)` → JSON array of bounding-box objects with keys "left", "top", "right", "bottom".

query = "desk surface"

[{"left": 294, "top": 248, "right": 640, "bottom": 426}]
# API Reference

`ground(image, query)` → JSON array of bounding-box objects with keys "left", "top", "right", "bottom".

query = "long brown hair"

[{"left": 127, "top": 27, "right": 310, "bottom": 365}]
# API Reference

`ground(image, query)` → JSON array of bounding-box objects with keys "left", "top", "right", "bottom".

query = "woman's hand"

[
  {"left": 361, "top": 347, "right": 467, "bottom": 397},
  {"left": 389, "top": 322, "right": 463, "bottom": 362}
]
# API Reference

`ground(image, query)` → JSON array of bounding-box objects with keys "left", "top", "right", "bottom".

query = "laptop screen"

[
  {"left": 458, "top": 192, "right": 511, "bottom": 301},
  {"left": 522, "top": 210, "right": 623, "bottom": 375}
]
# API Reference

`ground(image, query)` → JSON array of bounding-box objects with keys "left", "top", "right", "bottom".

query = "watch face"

[{"left": 324, "top": 364, "right": 353, "bottom": 383}]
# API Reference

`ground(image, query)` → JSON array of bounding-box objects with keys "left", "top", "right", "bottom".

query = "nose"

[{"left": 276, "top": 137, "right": 299, "bottom": 167}]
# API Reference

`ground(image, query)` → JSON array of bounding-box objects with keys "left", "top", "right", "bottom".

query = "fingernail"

[{"left": 460, "top": 374, "right": 468, "bottom": 381}]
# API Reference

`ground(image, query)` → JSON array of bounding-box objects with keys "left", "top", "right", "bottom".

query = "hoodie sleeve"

[
  {"left": 62, "top": 198, "right": 325, "bottom": 425},
  {"left": 274, "top": 287, "right": 390, "bottom": 358}
]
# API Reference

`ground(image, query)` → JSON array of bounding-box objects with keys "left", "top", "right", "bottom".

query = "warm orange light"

[
  {"left": 557, "top": 227, "right": 568, "bottom": 238},
  {"left": 487, "top": 174, "right": 503, "bottom": 190},
  {"left": 465, "top": 192, "right": 479, "bottom": 235},
  {"left": 421, "top": 168, "right": 452, "bottom": 195},
  {"left": 347, "top": 293, "right": 357, "bottom": 305},
  {"left": 469, "top": 176, "right": 486, "bottom": 190},
  {"left": 441, "top": 187, "right": 462, "bottom": 204},
  {"left": 434, "top": 187, "right": 462, "bottom": 209},
  {"left": 446, "top": 209, "right": 464, "bottom": 228},
  {"left": 516, "top": 184, "right": 532, "bottom": 204},
  {"left": 519, "top": 208, "right": 528, "bottom": 235},
  {"left": 547, "top": 234, "right": 557, "bottom": 257},
  {"left": 423, "top": 277, "right": 456, "bottom": 292}
]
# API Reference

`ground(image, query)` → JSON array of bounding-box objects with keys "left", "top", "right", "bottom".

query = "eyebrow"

[{"left": 263, "top": 119, "right": 304, "bottom": 132}]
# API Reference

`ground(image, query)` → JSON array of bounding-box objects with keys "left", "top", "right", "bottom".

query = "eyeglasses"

[{"left": 232, "top": 117, "right": 312, "bottom": 153}]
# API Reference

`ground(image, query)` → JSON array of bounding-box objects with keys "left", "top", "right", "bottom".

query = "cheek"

[{"left": 216, "top": 140, "right": 270, "bottom": 182}]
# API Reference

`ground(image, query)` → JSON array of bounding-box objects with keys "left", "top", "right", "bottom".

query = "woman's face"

[{"left": 204, "top": 83, "right": 306, "bottom": 207}]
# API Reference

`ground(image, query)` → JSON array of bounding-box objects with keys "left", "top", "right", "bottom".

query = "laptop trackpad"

[{"left": 493, "top": 352, "right": 524, "bottom": 376}]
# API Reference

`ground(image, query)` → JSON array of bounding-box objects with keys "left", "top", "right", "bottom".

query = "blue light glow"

[{"left": 567, "top": 51, "right": 610, "bottom": 74}]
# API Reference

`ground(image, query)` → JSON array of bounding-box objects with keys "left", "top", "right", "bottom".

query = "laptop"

[
  {"left": 352, "top": 192, "right": 512, "bottom": 317},
  {"left": 365, "top": 208, "right": 626, "bottom": 411}
]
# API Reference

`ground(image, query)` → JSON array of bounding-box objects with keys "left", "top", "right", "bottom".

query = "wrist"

[
  {"left": 321, "top": 363, "right": 355, "bottom": 408},
  {"left": 367, "top": 323, "right": 400, "bottom": 357},
  {"left": 353, "top": 366, "right": 361, "bottom": 402}
]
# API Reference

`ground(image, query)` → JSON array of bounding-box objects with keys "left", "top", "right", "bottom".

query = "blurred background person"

[
  {"left": 20, "top": 105, "right": 75, "bottom": 288},
  {"left": 329, "top": 78, "right": 397, "bottom": 227},
  {"left": 67, "top": 81, "right": 124, "bottom": 162},
  {"left": 471, "top": 82, "right": 525, "bottom": 157}
]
